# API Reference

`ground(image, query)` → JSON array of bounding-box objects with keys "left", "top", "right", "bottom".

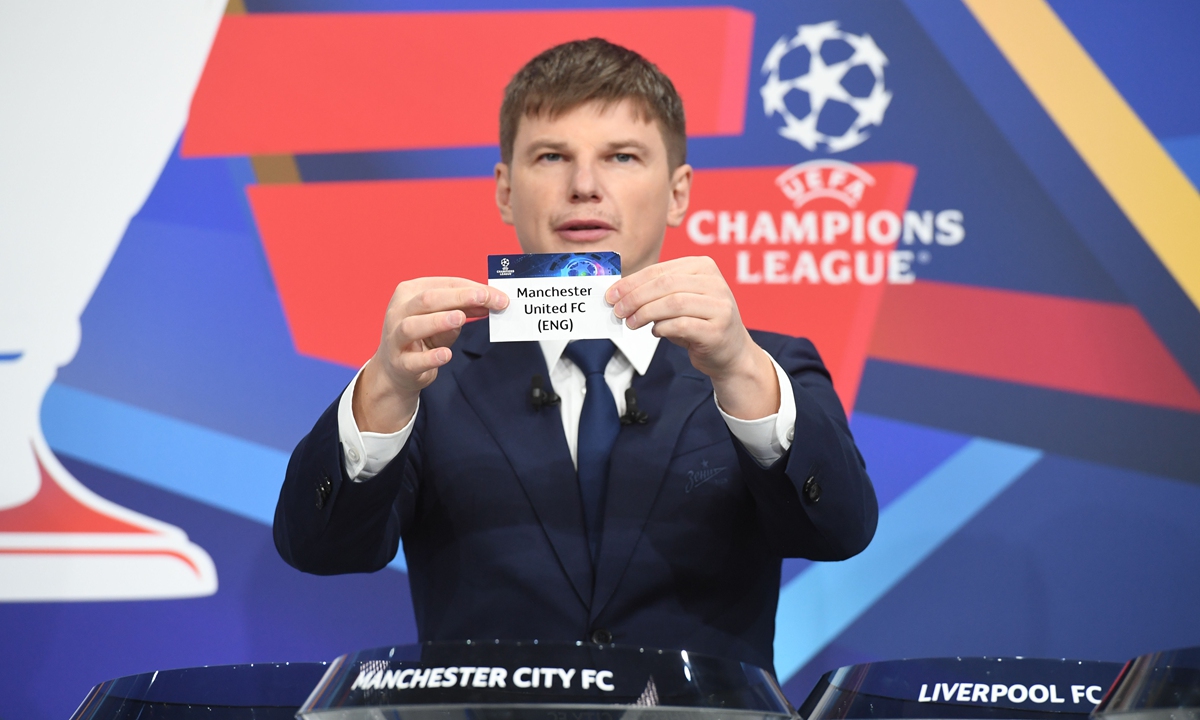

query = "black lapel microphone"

[
  {"left": 530, "top": 374, "right": 646, "bottom": 422},
  {"left": 529, "top": 375, "right": 560, "bottom": 410},
  {"left": 620, "top": 387, "right": 649, "bottom": 425}
]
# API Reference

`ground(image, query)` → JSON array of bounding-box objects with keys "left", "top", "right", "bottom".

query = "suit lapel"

[
  {"left": 453, "top": 326, "right": 594, "bottom": 609},
  {"left": 590, "top": 342, "right": 711, "bottom": 621}
]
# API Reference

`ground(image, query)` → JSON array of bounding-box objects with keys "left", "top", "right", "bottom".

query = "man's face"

[{"left": 495, "top": 99, "right": 692, "bottom": 275}]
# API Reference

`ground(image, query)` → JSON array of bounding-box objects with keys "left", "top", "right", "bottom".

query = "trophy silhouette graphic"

[{"left": 0, "top": 1, "right": 226, "bottom": 601}]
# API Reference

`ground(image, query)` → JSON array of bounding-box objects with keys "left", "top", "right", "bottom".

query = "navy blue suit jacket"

[{"left": 274, "top": 320, "right": 877, "bottom": 673}]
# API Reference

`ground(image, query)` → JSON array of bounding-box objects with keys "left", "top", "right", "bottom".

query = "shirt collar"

[{"left": 538, "top": 322, "right": 661, "bottom": 376}]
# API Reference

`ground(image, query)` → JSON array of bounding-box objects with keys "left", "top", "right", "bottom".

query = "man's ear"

[
  {"left": 665, "top": 163, "right": 693, "bottom": 228},
  {"left": 495, "top": 162, "right": 514, "bottom": 226}
]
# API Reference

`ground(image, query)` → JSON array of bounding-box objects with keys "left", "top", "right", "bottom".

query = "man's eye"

[
  {"left": 613, "top": 153, "right": 634, "bottom": 163},
  {"left": 540, "top": 153, "right": 563, "bottom": 162}
]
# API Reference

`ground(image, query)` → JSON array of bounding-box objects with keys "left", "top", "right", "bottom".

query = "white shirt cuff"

[
  {"left": 715, "top": 353, "right": 796, "bottom": 467},
  {"left": 337, "top": 364, "right": 417, "bottom": 481}
]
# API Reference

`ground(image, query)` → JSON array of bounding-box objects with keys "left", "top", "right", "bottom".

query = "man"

[{"left": 274, "top": 38, "right": 876, "bottom": 673}]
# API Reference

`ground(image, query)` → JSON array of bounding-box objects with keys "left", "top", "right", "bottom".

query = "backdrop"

[{"left": 2, "top": 1, "right": 1199, "bottom": 718}]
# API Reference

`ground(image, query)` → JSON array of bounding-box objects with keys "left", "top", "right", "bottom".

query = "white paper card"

[{"left": 488, "top": 252, "right": 623, "bottom": 343}]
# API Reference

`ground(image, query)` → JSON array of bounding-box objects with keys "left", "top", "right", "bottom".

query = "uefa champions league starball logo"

[
  {"left": 760, "top": 21, "right": 892, "bottom": 153},
  {"left": 561, "top": 256, "right": 604, "bottom": 276}
]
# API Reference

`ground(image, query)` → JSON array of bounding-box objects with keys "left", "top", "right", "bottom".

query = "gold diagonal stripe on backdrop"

[{"left": 962, "top": 0, "right": 1200, "bottom": 311}]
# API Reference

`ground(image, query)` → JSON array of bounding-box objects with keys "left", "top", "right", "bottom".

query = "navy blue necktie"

[{"left": 563, "top": 339, "right": 619, "bottom": 562}]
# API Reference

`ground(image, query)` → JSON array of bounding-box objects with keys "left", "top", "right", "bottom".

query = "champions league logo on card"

[{"left": 488, "top": 253, "right": 620, "bottom": 280}]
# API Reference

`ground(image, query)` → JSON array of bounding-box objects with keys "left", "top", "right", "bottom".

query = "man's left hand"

[{"left": 606, "top": 256, "right": 780, "bottom": 420}]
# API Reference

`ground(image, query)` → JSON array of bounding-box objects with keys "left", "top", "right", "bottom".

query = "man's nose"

[{"left": 570, "top": 158, "right": 602, "bottom": 202}]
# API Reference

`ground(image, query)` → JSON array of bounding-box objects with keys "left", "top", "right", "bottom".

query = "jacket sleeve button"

[
  {"left": 315, "top": 474, "right": 332, "bottom": 510},
  {"left": 802, "top": 475, "right": 821, "bottom": 504}
]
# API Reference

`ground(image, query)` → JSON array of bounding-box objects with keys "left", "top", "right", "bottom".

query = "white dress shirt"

[{"left": 338, "top": 322, "right": 797, "bottom": 480}]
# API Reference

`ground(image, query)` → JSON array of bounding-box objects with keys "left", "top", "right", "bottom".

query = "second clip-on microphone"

[
  {"left": 530, "top": 375, "right": 647, "bottom": 424},
  {"left": 621, "top": 388, "right": 649, "bottom": 425}
]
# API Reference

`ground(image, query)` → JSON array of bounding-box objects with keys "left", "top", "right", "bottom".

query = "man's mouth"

[{"left": 555, "top": 219, "right": 615, "bottom": 242}]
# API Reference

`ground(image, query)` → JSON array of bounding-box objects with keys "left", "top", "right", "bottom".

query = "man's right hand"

[{"left": 353, "top": 277, "right": 509, "bottom": 433}]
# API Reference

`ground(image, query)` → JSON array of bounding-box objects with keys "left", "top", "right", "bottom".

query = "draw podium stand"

[
  {"left": 798, "top": 657, "right": 1125, "bottom": 720},
  {"left": 71, "top": 642, "right": 795, "bottom": 720},
  {"left": 71, "top": 644, "right": 1200, "bottom": 720},
  {"left": 71, "top": 662, "right": 331, "bottom": 719}
]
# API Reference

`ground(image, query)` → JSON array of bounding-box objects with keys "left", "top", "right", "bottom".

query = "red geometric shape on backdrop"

[
  {"left": 184, "top": 7, "right": 754, "bottom": 157},
  {"left": 249, "top": 178, "right": 521, "bottom": 369},
  {"left": 868, "top": 280, "right": 1200, "bottom": 413},
  {"left": 251, "top": 164, "right": 917, "bottom": 414},
  {"left": 662, "top": 163, "right": 919, "bottom": 414}
]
